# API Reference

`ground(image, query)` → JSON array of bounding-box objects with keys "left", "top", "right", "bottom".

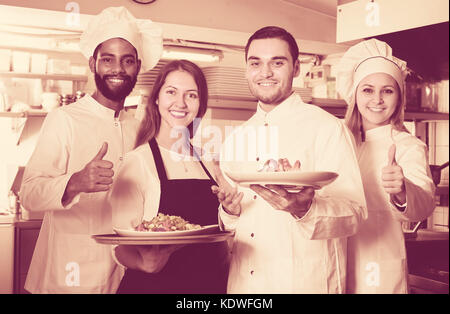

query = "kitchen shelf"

[
  {"left": 0, "top": 71, "right": 87, "bottom": 82},
  {"left": 0, "top": 44, "right": 83, "bottom": 57},
  {"left": 404, "top": 111, "right": 450, "bottom": 122},
  {"left": 0, "top": 110, "right": 47, "bottom": 118},
  {"left": 310, "top": 98, "right": 450, "bottom": 122},
  {"left": 0, "top": 110, "right": 47, "bottom": 145}
]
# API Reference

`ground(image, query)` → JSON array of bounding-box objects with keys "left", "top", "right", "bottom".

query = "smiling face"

[
  {"left": 157, "top": 70, "right": 200, "bottom": 135},
  {"left": 90, "top": 38, "right": 141, "bottom": 102},
  {"left": 245, "top": 38, "right": 300, "bottom": 110},
  {"left": 356, "top": 72, "right": 401, "bottom": 131}
]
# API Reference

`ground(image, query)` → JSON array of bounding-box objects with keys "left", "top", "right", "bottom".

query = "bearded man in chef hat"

[
  {"left": 20, "top": 7, "right": 163, "bottom": 294},
  {"left": 80, "top": 6, "right": 163, "bottom": 106},
  {"left": 336, "top": 38, "right": 435, "bottom": 293}
]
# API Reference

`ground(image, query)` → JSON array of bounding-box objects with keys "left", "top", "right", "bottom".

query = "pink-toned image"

[{"left": 0, "top": 0, "right": 448, "bottom": 299}]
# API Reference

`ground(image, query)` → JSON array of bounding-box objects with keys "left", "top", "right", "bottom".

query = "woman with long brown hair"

[{"left": 108, "top": 60, "right": 228, "bottom": 293}]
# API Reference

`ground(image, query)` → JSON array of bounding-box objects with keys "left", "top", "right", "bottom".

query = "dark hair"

[
  {"left": 135, "top": 60, "right": 208, "bottom": 148},
  {"left": 245, "top": 26, "right": 299, "bottom": 63}
]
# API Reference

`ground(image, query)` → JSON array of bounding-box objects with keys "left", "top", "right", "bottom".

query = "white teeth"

[
  {"left": 368, "top": 107, "right": 384, "bottom": 112},
  {"left": 170, "top": 111, "right": 187, "bottom": 117},
  {"left": 108, "top": 79, "right": 124, "bottom": 83},
  {"left": 259, "top": 82, "right": 276, "bottom": 86}
]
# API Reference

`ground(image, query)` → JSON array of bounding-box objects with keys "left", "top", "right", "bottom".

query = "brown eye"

[{"left": 124, "top": 58, "right": 136, "bottom": 65}]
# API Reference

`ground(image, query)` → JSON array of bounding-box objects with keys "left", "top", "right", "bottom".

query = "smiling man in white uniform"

[
  {"left": 19, "top": 7, "right": 162, "bottom": 293},
  {"left": 214, "top": 26, "right": 368, "bottom": 293}
]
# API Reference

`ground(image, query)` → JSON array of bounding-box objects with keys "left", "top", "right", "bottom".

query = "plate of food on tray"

[
  {"left": 113, "top": 213, "right": 220, "bottom": 237},
  {"left": 93, "top": 213, "right": 233, "bottom": 245}
]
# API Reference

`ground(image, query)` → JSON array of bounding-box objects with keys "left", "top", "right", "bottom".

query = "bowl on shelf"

[{"left": 41, "top": 92, "right": 60, "bottom": 111}]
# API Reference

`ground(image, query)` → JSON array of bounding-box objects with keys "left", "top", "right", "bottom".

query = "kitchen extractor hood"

[
  {"left": 336, "top": 0, "right": 449, "bottom": 82},
  {"left": 336, "top": 0, "right": 449, "bottom": 43},
  {"left": 373, "top": 22, "right": 449, "bottom": 82}
]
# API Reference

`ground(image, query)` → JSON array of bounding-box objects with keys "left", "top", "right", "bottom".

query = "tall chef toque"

[
  {"left": 79, "top": 6, "right": 163, "bottom": 72},
  {"left": 336, "top": 38, "right": 408, "bottom": 109}
]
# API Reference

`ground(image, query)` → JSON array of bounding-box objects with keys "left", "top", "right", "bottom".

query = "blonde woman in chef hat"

[{"left": 336, "top": 38, "right": 436, "bottom": 293}]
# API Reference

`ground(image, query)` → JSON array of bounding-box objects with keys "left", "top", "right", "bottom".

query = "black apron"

[{"left": 116, "top": 139, "right": 229, "bottom": 294}]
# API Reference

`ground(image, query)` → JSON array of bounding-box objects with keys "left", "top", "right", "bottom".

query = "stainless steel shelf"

[
  {"left": 0, "top": 71, "right": 87, "bottom": 81},
  {"left": 0, "top": 110, "right": 47, "bottom": 118}
]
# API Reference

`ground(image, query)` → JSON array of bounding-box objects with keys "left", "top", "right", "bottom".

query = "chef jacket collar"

[
  {"left": 255, "top": 92, "right": 300, "bottom": 124},
  {"left": 82, "top": 94, "right": 128, "bottom": 120},
  {"left": 364, "top": 124, "right": 393, "bottom": 142}
]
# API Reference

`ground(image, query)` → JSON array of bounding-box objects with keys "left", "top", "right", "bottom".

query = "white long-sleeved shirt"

[
  {"left": 219, "top": 93, "right": 367, "bottom": 293},
  {"left": 346, "top": 124, "right": 435, "bottom": 293},
  {"left": 19, "top": 95, "right": 139, "bottom": 293}
]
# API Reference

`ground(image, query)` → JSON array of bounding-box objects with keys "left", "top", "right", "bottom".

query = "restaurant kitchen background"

[{"left": 0, "top": 0, "right": 448, "bottom": 294}]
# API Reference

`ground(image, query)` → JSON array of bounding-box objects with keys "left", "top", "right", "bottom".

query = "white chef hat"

[
  {"left": 79, "top": 6, "right": 163, "bottom": 72},
  {"left": 336, "top": 38, "right": 408, "bottom": 108}
]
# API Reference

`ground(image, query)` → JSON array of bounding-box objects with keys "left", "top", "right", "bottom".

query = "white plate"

[
  {"left": 225, "top": 171, "right": 338, "bottom": 190},
  {"left": 113, "top": 224, "right": 219, "bottom": 237}
]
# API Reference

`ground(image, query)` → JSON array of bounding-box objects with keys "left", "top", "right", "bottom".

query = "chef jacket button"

[
  {"left": 250, "top": 270, "right": 254, "bottom": 275},
  {"left": 253, "top": 195, "right": 257, "bottom": 200},
  {"left": 264, "top": 123, "right": 268, "bottom": 127},
  {"left": 256, "top": 157, "right": 259, "bottom": 161},
  {"left": 114, "top": 122, "right": 119, "bottom": 126},
  {"left": 119, "top": 157, "right": 123, "bottom": 161},
  {"left": 251, "top": 232, "right": 254, "bottom": 238}
]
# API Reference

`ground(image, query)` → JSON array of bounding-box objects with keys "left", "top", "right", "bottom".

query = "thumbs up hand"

[
  {"left": 210, "top": 160, "right": 243, "bottom": 216},
  {"left": 62, "top": 142, "right": 114, "bottom": 206},
  {"left": 381, "top": 144, "right": 406, "bottom": 204}
]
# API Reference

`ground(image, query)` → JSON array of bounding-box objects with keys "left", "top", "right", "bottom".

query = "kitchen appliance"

[
  {"left": 0, "top": 210, "right": 15, "bottom": 293},
  {"left": 430, "top": 161, "right": 449, "bottom": 185},
  {"left": 421, "top": 83, "right": 439, "bottom": 112},
  {"left": 405, "top": 81, "right": 422, "bottom": 111}
]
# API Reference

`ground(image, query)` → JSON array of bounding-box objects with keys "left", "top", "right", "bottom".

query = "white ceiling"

[{"left": 282, "top": 0, "right": 338, "bottom": 17}]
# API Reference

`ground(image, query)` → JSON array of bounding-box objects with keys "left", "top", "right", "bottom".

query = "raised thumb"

[
  {"left": 92, "top": 142, "right": 108, "bottom": 161},
  {"left": 212, "top": 160, "right": 224, "bottom": 182},
  {"left": 388, "top": 144, "right": 397, "bottom": 166}
]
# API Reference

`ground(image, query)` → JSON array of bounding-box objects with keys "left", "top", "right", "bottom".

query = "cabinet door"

[
  {"left": 0, "top": 224, "right": 14, "bottom": 293},
  {"left": 14, "top": 226, "right": 40, "bottom": 294}
]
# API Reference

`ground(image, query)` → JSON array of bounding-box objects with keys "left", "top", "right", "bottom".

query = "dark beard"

[{"left": 94, "top": 71, "right": 137, "bottom": 101}]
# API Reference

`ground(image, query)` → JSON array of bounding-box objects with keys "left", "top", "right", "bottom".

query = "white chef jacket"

[
  {"left": 346, "top": 124, "right": 435, "bottom": 294},
  {"left": 19, "top": 95, "right": 139, "bottom": 294},
  {"left": 219, "top": 93, "right": 367, "bottom": 294}
]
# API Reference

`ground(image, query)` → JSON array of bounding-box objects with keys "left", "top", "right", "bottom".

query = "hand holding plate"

[
  {"left": 251, "top": 158, "right": 311, "bottom": 218},
  {"left": 250, "top": 184, "right": 314, "bottom": 218},
  {"left": 211, "top": 160, "right": 243, "bottom": 216},
  {"left": 136, "top": 244, "right": 185, "bottom": 273}
]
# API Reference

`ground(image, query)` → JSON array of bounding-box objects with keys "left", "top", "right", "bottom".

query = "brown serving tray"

[{"left": 92, "top": 231, "right": 234, "bottom": 245}]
